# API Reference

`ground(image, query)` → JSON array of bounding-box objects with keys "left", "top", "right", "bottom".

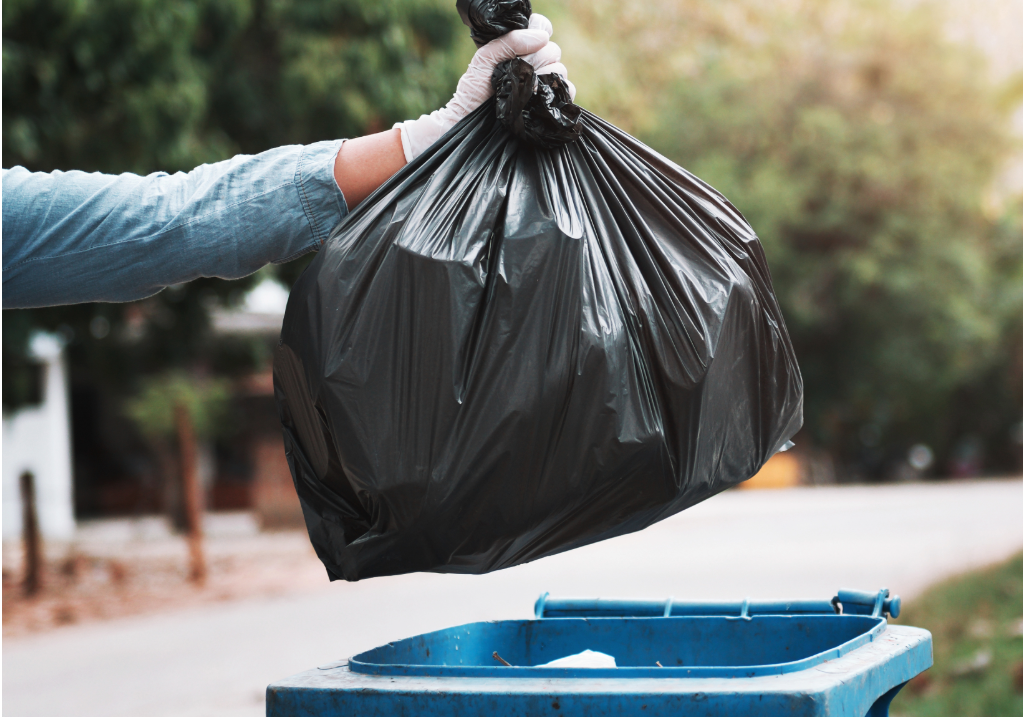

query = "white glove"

[
  {"left": 522, "top": 15, "right": 576, "bottom": 101},
  {"left": 394, "top": 14, "right": 575, "bottom": 162}
]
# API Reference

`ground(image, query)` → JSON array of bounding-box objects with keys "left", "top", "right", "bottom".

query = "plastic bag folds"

[
  {"left": 273, "top": 89, "right": 803, "bottom": 581},
  {"left": 493, "top": 58, "right": 581, "bottom": 148},
  {"left": 274, "top": 0, "right": 800, "bottom": 582}
]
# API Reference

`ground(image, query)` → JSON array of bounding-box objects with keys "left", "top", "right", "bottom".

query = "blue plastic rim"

[{"left": 349, "top": 613, "right": 888, "bottom": 679}]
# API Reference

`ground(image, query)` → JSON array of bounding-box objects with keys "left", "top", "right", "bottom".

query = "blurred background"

[{"left": 3, "top": 0, "right": 1023, "bottom": 716}]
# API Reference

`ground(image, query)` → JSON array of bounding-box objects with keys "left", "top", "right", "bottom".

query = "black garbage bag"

[{"left": 273, "top": 0, "right": 802, "bottom": 582}]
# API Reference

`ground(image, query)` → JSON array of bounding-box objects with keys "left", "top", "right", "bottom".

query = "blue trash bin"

[{"left": 267, "top": 588, "right": 931, "bottom": 716}]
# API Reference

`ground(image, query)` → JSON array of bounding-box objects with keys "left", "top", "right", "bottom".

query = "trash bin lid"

[
  {"left": 349, "top": 613, "right": 886, "bottom": 678},
  {"left": 350, "top": 587, "right": 904, "bottom": 679}
]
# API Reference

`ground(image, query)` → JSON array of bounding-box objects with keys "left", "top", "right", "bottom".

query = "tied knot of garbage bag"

[
  {"left": 457, "top": 0, "right": 533, "bottom": 47},
  {"left": 491, "top": 58, "right": 582, "bottom": 148},
  {"left": 458, "top": 0, "right": 581, "bottom": 148}
]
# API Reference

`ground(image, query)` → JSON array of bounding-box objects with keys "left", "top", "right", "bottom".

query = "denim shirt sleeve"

[{"left": 2, "top": 139, "right": 348, "bottom": 309}]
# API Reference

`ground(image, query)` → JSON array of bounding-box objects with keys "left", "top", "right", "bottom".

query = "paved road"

[{"left": 5, "top": 479, "right": 1023, "bottom": 717}]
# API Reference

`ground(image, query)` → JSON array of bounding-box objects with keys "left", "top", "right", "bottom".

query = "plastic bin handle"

[
  {"left": 535, "top": 595, "right": 839, "bottom": 619},
  {"left": 834, "top": 588, "right": 901, "bottom": 619}
]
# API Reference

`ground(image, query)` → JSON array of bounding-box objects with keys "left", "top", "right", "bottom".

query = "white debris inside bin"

[{"left": 538, "top": 650, "right": 617, "bottom": 668}]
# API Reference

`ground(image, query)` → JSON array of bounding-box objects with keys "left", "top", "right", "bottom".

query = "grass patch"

[{"left": 891, "top": 551, "right": 1023, "bottom": 717}]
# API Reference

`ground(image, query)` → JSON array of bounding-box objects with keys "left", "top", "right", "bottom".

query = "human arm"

[
  {"left": 2, "top": 140, "right": 346, "bottom": 309},
  {"left": 333, "top": 14, "right": 563, "bottom": 205},
  {"left": 332, "top": 130, "right": 407, "bottom": 210},
  {"left": 2, "top": 15, "right": 568, "bottom": 309}
]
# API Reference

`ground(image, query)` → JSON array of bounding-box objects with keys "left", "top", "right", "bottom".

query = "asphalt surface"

[{"left": 4, "top": 478, "right": 1023, "bottom": 717}]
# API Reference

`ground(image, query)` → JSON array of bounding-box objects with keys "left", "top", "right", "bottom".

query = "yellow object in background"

[{"left": 741, "top": 452, "right": 803, "bottom": 489}]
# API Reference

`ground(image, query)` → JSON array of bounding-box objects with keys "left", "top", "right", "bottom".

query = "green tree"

[
  {"left": 125, "top": 372, "right": 232, "bottom": 441},
  {"left": 3, "top": 0, "right": 471, "bottom": 173}
]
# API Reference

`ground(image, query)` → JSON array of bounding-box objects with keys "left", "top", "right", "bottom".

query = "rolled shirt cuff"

[{"left": 296, "top": 139, "right": 349, "bottom": 248}]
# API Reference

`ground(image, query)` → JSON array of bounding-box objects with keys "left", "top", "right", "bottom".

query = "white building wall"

[{"left": 2, "top": 333, "right": 76, "bottom": 541}]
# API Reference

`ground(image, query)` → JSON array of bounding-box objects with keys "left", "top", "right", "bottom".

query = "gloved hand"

[
  {"left": 523, "top": 15, "right": 576, "bottom": 99},
  {"left": 394, "top": 14, "right": 575, "bottom": 162}
]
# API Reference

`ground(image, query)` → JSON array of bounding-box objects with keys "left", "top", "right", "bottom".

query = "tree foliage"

[
  {"left": 3, "top": 0, "right": 470, "bottom": 173},
  {"left": 125, "top": 372, "right": 232, "bottom": 440}
]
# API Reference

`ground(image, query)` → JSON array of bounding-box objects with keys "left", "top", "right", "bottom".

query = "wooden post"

[
  {"left": 175, "top": 403, "right": 207, "bottom": 585},
  {"left": 20, "top": 471, "right": 43, "bottom": 596}
]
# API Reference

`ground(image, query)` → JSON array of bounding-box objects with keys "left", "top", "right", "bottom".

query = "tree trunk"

[
  {"left": 20, "top": 471, "right": 43, "bottom": 597},
  {"left": 175, "top": 403, "right": 207, "bottom": 585}
]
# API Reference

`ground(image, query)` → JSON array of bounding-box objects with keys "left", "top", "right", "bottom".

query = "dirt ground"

[{"left": 2, "top": 514, "right": 327, "bottom": 638}]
